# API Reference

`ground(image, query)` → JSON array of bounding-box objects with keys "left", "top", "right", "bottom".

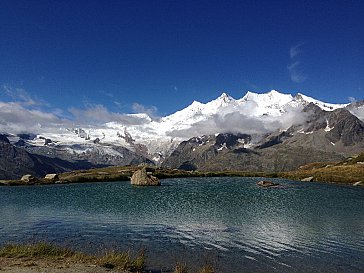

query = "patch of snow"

[
  {"left": 217, "top": 143, "right": 227, "bottom": 151},
  {"left": 324, "top": 119, "right": 334, "bottom": 132},
  {"left": 243, "top": 142, "right": 254, "bottom": 149}
]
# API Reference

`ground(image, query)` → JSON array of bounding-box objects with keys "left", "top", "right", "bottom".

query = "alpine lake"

[{"left": 0, "top": 177, "right": 363, "bottom": 272}]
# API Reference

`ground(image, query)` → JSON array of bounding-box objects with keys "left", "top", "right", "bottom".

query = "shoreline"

[{"left": 0, "top": 163, "right": 363, "bottom": 187}]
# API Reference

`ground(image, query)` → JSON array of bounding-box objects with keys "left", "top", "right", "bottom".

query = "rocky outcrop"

[
  {"left": 131, "top": 167, "right": 160, "bottom": 186},
  {"left": 21, "top": 174, "right": 39, "bottom": 184},
  {"left": 257, "top": 180, "right": 279, "bottom": 187},
  {"left": 44, "top": 173, "right": 59, "bottom": 181}
]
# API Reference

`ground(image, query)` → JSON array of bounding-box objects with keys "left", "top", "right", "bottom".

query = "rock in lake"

[
  {"left": 21, "top": 174, "right": 38, "bottom": 184},
  {"left": 131, "top": 167, "right": 160, "bottom": 186},
  {"left": 257, "top": 180, "right": 279, "bottom": 187}
]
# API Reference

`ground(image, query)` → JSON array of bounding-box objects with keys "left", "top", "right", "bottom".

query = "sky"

[{"left": 0, "top": 0, "right": 363, "bottom": 118}]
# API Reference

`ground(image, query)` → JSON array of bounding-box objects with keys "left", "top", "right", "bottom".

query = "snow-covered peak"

[
  {"left": 205, "top": 92, "right": 235, "bottom": 110},
  {"left": 240, "top": 90, "right": 294, "bottom": 110},
  {"left": 217, "top": 92, "right": 234, "bottom": 102},
  {"left": 161, "top": 100, "right": 204, "bottom": 123},
  {"left": 294, "top": 93, "right": 349, "bottom": 111}
]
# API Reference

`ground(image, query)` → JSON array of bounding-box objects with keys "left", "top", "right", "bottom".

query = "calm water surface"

[{"left": 0, "top": 177, "right": 363, "bottom": 272}]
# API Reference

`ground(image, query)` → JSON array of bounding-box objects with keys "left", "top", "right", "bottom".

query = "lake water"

[{"left": 0, "top": 177, "right": 363, "bottom": 272}]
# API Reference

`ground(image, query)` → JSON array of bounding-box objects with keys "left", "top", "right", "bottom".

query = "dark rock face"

[
  {"left": 257, "top": 131, "right": 292, "bottom": 149},
  {"left": 0, "top": 134, "right": 10, "bottom": 144},
  {"left": 17, "top": 133, "right": 36, "bottom": 140},
  {"left": 214, "top": 133, "right": 251, "bottom": 148},
  {"left": 130, "top": 167, "right": 160, "bottom": 186},
  {"left": 178, "top": 161, "right": 197, "bottom": 171},
  {"left": 326, "top": 109, "right": 364, "bottom": 146},
  {"left": 0, "top": 139, "right": 79, "bottom": 180}
]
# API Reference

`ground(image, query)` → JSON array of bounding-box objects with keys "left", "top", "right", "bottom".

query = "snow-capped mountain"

[
  {"left": 1, "top": 90, "right": 363, "bottom": 179},
  {"left": 5, "top": 90, "right": 361, "bottom": 156}
]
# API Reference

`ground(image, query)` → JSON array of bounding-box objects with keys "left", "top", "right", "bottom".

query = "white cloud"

[
  {"left": 68, "top": 104, "right": 150, "bottom": 126},
  {"left": 1, "top": 84, "right": 44, "bottom": 106},
  {"left": 0, "top": 101, "right": 152, "bottom": 134},
  {"left": 0, "top": 101, "right": 68, "bottom": 134},
  {"left": 166, "top": 102, "right": 308, "bottom": 138},
  {"left": 289, "top": 42, "right": 305, "bottom": 59},
  {"left": 288, "top": 43, "right": 307, "bottom": 83},
  {"left": 132, "top": 102, "right": 158, "bottom": 118},
  {"left": 98, "top": 90, "right": 114, "bottom": 98},
  {"left": 287, "top": 61, "right": 307, "bottom": 83},
  {"left": 348, "top": 96, "right": 356, "bottom": 103}
]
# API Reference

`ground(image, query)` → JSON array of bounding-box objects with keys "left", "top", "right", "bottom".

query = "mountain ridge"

[{"left": 1, "top": 90, "right": 363, "bottom": 179}]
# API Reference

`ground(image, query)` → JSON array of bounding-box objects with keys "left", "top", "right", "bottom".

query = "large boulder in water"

[{"left": 131, "top": 167, "right": 160, "bottom": 186}]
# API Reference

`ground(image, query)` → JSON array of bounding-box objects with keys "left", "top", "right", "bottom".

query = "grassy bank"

[
  {"left": 0, "top": 242, "right": 145, "bottom": 272},
  {"left": 0, "top": 242, "right": 215, "bottom": 273}
]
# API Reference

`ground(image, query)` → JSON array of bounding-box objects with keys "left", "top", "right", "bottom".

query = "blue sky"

[{"left": 0, "top": 0, "right": 363, "bottom": 116}]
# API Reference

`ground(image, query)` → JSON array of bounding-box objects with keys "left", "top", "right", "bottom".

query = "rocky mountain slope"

[
  {"left": 162, "top": 103, "right": 364, "bottom": 171},
  {"left": 0, "top": 134, "right": 102, "bottom": 179}
]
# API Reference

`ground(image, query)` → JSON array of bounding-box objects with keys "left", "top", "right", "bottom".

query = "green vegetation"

[
  {"left": 282, "top": 164, "right": 364, "bottom": 184},
  {"left": 96, "top": 249, "right": 145, "bottom": 271},
  {"left": 0, "top": 242, "right": 145, "bottom": 272},
  {"left": 280, "top": 151, "right": 364, "bottom": 184},
  {"left": 0, "top": 242, "right": 81, "bottom": 259},
  {"left": 0, "top": 242, "right": 216, "bottom": 273}
]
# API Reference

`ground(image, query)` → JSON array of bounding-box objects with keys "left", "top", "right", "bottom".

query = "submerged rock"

[
  {"left": 131, "top": 167, "right": 160, "bottom": 186},
  {"left": 257, "top": 180, "right": 279, "bottom": 187}
]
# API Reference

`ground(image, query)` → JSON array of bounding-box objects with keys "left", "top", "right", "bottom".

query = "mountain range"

[{"left": 1, "top": 90, "right": 364, "bottom": 179}]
